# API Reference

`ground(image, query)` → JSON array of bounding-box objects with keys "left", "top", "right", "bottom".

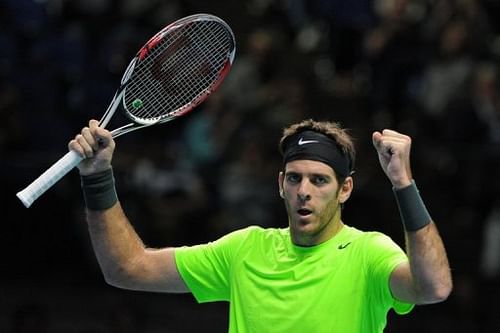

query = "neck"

[{"left": 291, "top": 211, "right": 344, "bottom": 247}]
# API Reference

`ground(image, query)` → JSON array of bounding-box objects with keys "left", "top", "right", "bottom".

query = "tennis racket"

[{"left": 17, "top": 13, "right": 236, "bottom": 208}]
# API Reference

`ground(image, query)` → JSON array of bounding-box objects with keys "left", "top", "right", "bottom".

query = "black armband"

[
  {"left": 81, "top": 168, "right": 118, "bottom": 210},
  {"left": 393, "top": 180, "right": 431, "bottom": 232}
]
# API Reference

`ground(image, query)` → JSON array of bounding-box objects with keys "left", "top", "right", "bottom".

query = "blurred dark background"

[{"left": 2, "top": 0, "right": 500, "bottom": 331}]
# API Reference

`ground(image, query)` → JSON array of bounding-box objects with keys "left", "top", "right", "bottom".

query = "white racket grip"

[{"left": 16, "top": 150, "right": 84, "bottom": 208}]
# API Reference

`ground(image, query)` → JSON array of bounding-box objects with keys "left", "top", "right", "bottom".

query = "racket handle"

[{"left": 16, "top": 150, "right": 84, "bottom": 208}]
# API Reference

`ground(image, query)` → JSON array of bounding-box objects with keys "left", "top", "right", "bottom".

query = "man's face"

[{"left": 278, "top": 160, "right": 352, "bottom": 246}]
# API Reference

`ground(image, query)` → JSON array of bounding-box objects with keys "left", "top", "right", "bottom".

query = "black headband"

[{"left": 282, "top": 130, "right": 352, "bottom": 178}]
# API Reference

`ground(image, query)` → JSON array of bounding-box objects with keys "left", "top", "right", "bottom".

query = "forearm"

[
  {"left": 86, "top": 202, "right": 147, "bottom": 287},
  {"left": 405, "top": 223, "right": 452, "bottom": 303},
  {"left": 373, "top": 131, "right": 452, "bottom": 303},
  {"left": 80, "top": 168, "right": 143, "bottom": 285},
  {"left": 73, "top": 124, "right": 186, "bottom": 292},
  {"left": 393, "top": 182, "right": 452, "bottom": 303}
]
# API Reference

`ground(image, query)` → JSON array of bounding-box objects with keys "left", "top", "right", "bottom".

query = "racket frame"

[{"left": 16, "top": 13, "right": 236, "bottom": 207}]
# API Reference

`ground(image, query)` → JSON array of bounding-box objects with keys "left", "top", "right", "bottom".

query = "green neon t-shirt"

[{"left": 175, "top": 225, "right": 414, "bottom": 332}]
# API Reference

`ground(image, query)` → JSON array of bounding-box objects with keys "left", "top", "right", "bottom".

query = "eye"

[
  {"left": 286, "top": 173, "right": 301, "bottom": 184},
  {"left": 311, "top": 175, "right": 329, "bottom": 185}
]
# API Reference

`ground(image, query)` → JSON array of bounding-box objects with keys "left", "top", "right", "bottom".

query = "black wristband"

[
  {"left": 81, "top": 168, "right": 118, "bottom": 210},
  {"left": 393, "top": 180, "right": 431, "bottom": 232}
]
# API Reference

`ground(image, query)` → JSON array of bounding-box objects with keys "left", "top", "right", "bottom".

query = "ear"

[
  {"left": 278, "top": 171, "right": 285, "bottom": 199},
  {"left": 338, "top": 176, "right": 353, "bottom": 204}
]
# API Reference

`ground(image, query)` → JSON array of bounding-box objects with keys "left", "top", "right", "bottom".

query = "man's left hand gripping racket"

[{"left": 17, "top": 13, "right": 236, "bottom": 208}]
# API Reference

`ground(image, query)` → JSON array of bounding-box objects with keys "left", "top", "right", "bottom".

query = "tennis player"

[{"left": 70, "top": 118, "right": 452, "bottom": 332}]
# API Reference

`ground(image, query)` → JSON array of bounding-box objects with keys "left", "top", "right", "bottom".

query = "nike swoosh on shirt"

[
  {"left": 298, "top": 138, "right": 319, "bottom": 145},
  {"left": 338, "top": 242, "right": 351, "bottom": 250}
]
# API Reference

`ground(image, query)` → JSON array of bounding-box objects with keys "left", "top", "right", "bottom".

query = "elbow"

[
  {"left": 434, "top": 282, "right": 453, "bottom": 303},
  {"left": 428, "top": 287, "right": 452, "bottom": 304},
  {"left": 102, "top": 272, "right": 123, "bottom": 288},
  {"left": 101, "top": 266, "right": 136, "bottom": 290},
  {"left": 420, "top": 280, "right": 453, "bottom": 304}
]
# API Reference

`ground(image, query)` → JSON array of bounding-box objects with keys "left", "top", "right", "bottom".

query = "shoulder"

[
  {"left": 227, "top": 225, "right": 286, "bottom": 238},
  {"left": 343, "top": 225, "right": 399, "bottom": 246},
  {"left": 217, "top": 226, "right": 291, "bottom": 257},
  {"left": 205, "top": 226, "right": 285, "bottom": 250},
  {"left": 340, "top": 226, "right": 404, "bottom": 259},
  {"left": 228, "top": 225, "right": 287, "bottom": 245}
]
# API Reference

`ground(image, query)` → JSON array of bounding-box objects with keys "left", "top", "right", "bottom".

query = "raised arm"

[
  {"left": 372, "top": 130, "right": 452, "bottom": 304},
  {"left": 69, "top": 119, "right": 188, "bottom": 293}
]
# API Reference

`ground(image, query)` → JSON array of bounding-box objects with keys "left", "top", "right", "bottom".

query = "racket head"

[{"left": 121, "top": 14, "right": 236, "bottom": 125}]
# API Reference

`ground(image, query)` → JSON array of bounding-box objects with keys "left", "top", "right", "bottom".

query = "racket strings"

[
  {"left": 133, "top": 23, "right": 226, "bottom": 118},
  {"left": 124, "top": 19, "right": 234, "bottom": 122}
]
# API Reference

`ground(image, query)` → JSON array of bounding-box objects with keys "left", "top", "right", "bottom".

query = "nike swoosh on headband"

[{"left": 298, "top": 138, "right": 319, "bottom": 145}]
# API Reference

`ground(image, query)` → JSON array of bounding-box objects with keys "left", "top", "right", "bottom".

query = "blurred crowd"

[{"left": 2, "top": 0, "right": 500, "bottom": 332}]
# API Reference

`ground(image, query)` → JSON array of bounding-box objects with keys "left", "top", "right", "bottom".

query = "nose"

[
  {"left": 297, "top": 179, "right": 312, "bottom": 202},
  {"left": 298, "top": 193, "right": 311, "bottom": 202}
]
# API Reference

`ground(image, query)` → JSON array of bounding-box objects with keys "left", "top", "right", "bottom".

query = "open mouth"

[{"left": 297, "top": 208, "right": 312, "bottom": 216}]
